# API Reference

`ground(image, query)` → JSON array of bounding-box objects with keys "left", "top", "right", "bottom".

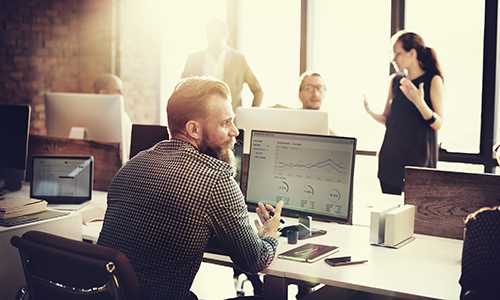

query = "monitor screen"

[
  {"left": 0, "top": 104, "right": 31, "bottom": 191},
  {"left": 44, "top": 92, "right": 131, "bottom": 162},
  {"left": 235, "top": 107, "right": 329, "bottom": 154},
  {"left": 130, "top": 124, "right": 170, "bottom": 159},
  {"left": 246, "top": 130, "right": 356, "bottom": 225}
]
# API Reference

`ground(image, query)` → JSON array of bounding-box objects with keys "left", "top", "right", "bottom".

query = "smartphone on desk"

[{"left": 325, "top": 255, "right": 368, "bottom": 266}]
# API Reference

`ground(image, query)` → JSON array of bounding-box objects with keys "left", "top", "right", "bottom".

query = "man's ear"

[{"left": 185, "top": 120, "right": 201, "bottom": 140}]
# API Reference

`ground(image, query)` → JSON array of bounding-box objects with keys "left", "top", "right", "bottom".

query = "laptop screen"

[{"left": 30, "top": 155, "right": 93, "bottom": 204}]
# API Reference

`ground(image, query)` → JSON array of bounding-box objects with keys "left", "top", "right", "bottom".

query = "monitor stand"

[{"left": 279, "top": 213, "right": 327, "bottom": 240}]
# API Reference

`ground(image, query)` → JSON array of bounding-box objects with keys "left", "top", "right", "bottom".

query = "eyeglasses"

[{"left": 300, "top": 85, "right": 325, "bottom": 93}]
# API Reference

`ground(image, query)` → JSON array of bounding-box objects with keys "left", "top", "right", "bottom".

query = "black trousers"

[{"left": 379, "top": 180, "right": 402, "bottom": 195}]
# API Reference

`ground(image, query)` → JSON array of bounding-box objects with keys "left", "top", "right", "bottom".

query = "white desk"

[
  {"left": 81, "top": 189, "right": 107, "bottom": 242},
  {"left": 0, "top": 183, "right": 82, "bottom": 300},
  {"left": 204, "top": 216, "right": 463, "bottom": 300},
  {"left": 18, "top": 182, "right": 460, "bottom": 300}
]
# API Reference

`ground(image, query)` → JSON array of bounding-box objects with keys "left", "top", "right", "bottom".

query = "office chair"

[
  {"left": 460, "top": 207, "right": 500, "bottom": 300},
  {"left": 10, "top": 230, "right": 140, "bottom": 300}
]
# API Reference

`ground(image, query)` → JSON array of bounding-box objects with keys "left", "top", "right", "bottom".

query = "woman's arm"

[
  {"left": 363, "top": 76, "right": 394, "bottom": 125},
  {"left": 399, "top": 75, "right": 444, "bottom": 131}
]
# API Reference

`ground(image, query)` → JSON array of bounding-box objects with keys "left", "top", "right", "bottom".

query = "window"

[
  {"left": 307, "top": 0, "right": 391, "bottom": 151},
  {"left": 405, "top": 0, "right": 485, "bottom": 154},
  {"left": 237, "top": 0, "right": 301, "bottom": 108}
]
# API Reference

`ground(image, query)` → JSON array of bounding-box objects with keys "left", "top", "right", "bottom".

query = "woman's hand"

[
  {"left": 363, "top": 95, "right": 371, "bottom": 113},
  {"left": 399, "top": 77, "right": 425, "bottom": 107}
]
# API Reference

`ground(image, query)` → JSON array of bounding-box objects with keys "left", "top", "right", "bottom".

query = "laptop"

[{"left": 30, "top": 155, "right": 93, "bottom": 206}]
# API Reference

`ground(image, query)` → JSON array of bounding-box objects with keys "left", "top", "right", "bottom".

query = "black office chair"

[
  {"left": 459, "top": 207, "right": 500, "bottom": 300},
  {"left": 10, "top": 230, "right": 140, "bottom": 300}
]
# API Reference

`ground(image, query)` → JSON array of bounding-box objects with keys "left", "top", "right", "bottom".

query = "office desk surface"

[
  {"left": 1, "top": 183, "right": 83, "bottom": 300},
  {"left": 205, "top": 217, "right": 462, "bottom": 300},
  {"left": 11, "top": 182, "right": 460, "bottom": 299}
]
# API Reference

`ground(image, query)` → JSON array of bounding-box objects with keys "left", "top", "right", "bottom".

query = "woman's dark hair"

[{"left": 392, "top": 31, "right": 444, "bottom": 82}]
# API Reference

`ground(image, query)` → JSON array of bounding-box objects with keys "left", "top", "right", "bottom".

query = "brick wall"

[
  {"left": 0, "top": 0, "right": 159, "bottom": 135},
  {"left": 78, "top": 0, "right": 117, "bottom": 93},
  {"left": 0, "top": 0, "right": 81, "bottom": 135}
]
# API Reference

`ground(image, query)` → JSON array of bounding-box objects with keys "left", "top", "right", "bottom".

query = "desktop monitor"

[
  {"left": 245, "top": 130, "right": 356, "bottom": 238},
  {"left": 44, "top": 92, "right": 131, "bottom": 162},
  {"left": 235, "top": 107, "right": 329, "bottom": 154},
  {"left": 130, "top": 124, "right": 170, "bottom": 159},
  {"left": 0, "top": 104, "right": 31, "bottom": 191}
]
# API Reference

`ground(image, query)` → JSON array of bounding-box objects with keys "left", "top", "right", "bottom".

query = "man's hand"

[{"left": 255, "top": 201, "right": 284, "bottom": 239}]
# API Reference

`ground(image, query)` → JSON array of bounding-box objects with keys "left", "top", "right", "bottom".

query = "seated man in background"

[
  {"left": 272, "top": 71, "right": 326, "bottom": 109},
  {"left": 298, "top": 71, "right": 326, "bottom": 110},
  {"left": 272, "top": 71, "right": 335, "bottom": 136},
  {"left": 94, "top": 73, "right": 125, "bottom": 95},
  {"left": 98, "top": 76, "right": 283, "bottom": 300},
  {"left": 93, "top": 73, "right": 132, "bottom": 163}
]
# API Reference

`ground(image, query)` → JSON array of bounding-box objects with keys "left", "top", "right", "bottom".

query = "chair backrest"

[
  {"left": 10, "top": 231, "right": 140, "bottom": 300},
  {"left": 460, "top": 208, "right": 500, "bottom": 299},
  {"left": 404, "top": 166, "right": 500, "bottom": 239},
  {"left": 129, "top": 124, "right": 169, "bottom": 159}
]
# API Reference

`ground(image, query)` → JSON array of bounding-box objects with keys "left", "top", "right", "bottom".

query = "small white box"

[
  {"left": 370, "top": 204, "right": 400, "bottom": 244},
  {"left": 385, "top": 205, "right": 415, "bottom": 247}
]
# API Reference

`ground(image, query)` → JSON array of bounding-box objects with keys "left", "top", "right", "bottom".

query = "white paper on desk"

[{"left": 81, "top": 207, "right": 106, "bottom": 225}]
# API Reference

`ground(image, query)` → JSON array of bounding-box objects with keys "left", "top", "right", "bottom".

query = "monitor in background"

[
  {"left": 130, "top": 124, "right": 170, "bottom": 159},
  {"left": 0, "top": 104, "right": 31, "bottom": 192},
  {"left": 44, "top": 92, "right": 131, "bottom": 163},
  {"left": 246, "top": 130, "right": 356, "bottom": 239},
  {"left": 235, "top": 107, "right": 329, "bottom": 154}
]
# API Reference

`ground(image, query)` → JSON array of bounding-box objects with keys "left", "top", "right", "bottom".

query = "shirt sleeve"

[{"left": 206, "top": 172, "right": 278, "bottom": 274}]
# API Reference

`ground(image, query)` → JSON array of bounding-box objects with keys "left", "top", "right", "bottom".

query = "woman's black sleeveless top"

[{"left": 378, "top": 72, "right": 438, "bottom": 187}]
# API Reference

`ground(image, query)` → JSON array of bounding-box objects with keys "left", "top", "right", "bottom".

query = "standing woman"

[{"left": 364, "top": 31, "right": 444, "bottom": 195}]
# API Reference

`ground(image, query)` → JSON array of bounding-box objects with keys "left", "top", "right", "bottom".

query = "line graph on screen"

[{"left": 274, "top": 144, "right": 351, "bottom": 182}]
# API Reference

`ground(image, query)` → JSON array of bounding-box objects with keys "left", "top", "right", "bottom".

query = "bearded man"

[{"left": 98, "top": 76, "right": 283, "bottom": 300}]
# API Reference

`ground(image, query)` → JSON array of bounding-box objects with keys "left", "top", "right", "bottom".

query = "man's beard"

[{"left": 199, "top": 133, "right": 236, "bottom": 169}]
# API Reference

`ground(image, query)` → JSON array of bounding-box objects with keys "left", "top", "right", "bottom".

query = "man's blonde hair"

[{"left": 167, "top": 76, "right": 231, "bottom": 137}]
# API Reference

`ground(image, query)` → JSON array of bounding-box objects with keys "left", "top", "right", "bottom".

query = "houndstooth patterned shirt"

[{"left": 98, "top": 139, "right": 278, "bottom": 300}]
